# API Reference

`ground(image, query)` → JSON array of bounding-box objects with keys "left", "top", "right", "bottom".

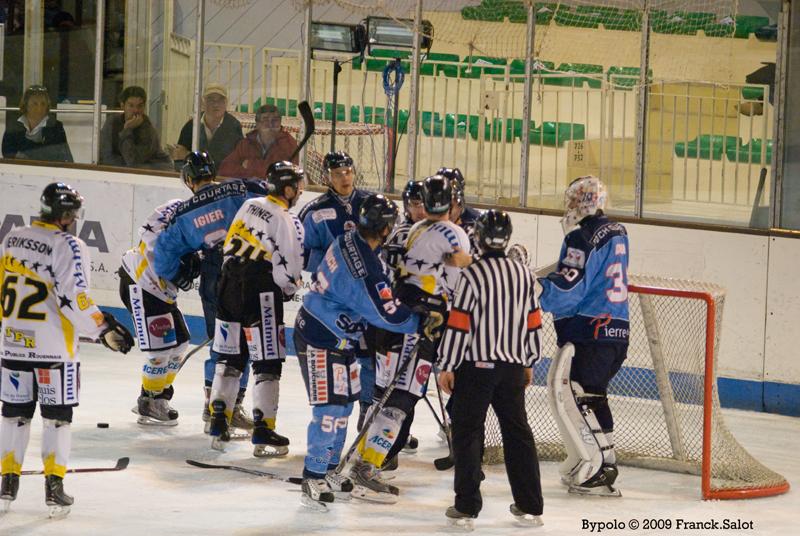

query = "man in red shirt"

[{"left": 218, "top": 104, "right": 298, "bottom": 179}]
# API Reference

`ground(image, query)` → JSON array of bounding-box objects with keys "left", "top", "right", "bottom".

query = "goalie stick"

[
  {"left": 21, "top": 457, "right": 129, "bottom": 475},
  {"left": 287, "top": 101, "right": 315, "bottom": 163},
  {"left": 185, "top": 459, "right": 302, "bottom": 485}
]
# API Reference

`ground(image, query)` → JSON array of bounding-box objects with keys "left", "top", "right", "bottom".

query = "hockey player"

[
  {"left": 438, "top": 210, "right": 544, "bottom": 530},
  {"left": 207, "top": 161, "right": 304, "bottom": 455},
  {"left": 360, "top": 175, "right": 472, "bottom": 489},
  {"left": 539, "top": 175, "right": 629, "bottom": 497},
  {"left": 293, "top": 194, "right": 439, "bottom": 509},
  {"left": 119, "top": 198, "right": 194, "bottom": 425},
  {"left": 153, "top": 151, "right": 267, "bottom": 434},
  {"left": 0, "top": 183, "right": 133, "bottom": 517},
  {"left": 437, "top": 167, "right": 481, "bottom": 226},
  {"left": 382, "top": 179, "right": 425, "bottom": 278},
  {"left": 298, "top": 150, "right": 376, "bottom": 433}
]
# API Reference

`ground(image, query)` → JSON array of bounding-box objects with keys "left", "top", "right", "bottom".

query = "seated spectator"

[
  {"left": 218, "top": 104, "right": 298, "bottom": 179},
  {"left": 2, "top": 85, "right": 73, "bottom": 162},
  {"left": 170, "top": 84, "right": 243, "bottom": 169},
  {"left": 99, "top": 86, "right": 172, "bottom": 170}
]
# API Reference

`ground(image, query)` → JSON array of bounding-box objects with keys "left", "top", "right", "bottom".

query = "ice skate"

[
  {"left": 135, "top": 396, "right": 178, "bottom": 426},
  {"left": 510, "top": 504, "right": 543, "bottom": 527},
  {"left": 445, "top": 505, "right": 476, "bottom": 532},
  {"left": 1, "top": 473, "right": 19, "bottom": 512},
  {"left": 252, "top": 425, "right": 289, "bottom": 458},
  {"left": 568, "top": 464, "right": 621, "bottom": 497},
  {"left": 300, "top": 478, "right": 334, "bottom": 512},
  {"left": 230, "top": 403, "right": 254, "bottom": 431},
  {"left": 380, "top": 455, "right": 398, "bottom": 472},
  {"left": 349, "top": 461, "right": 398, "bottom": 504},
  {"left": 325, "top": 471, "right": 354, "bottom": 501},
  {"left": 45, "top": 475, "right": 73, "bottom": 519},
  {"left": 209, "top": 400, "right": 230, "bottom": 451},
  {"left": 402, "top": 434, "right": 419, "bottom": 454}
]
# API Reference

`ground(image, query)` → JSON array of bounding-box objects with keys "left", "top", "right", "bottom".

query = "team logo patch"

[
  {"left": 615, "top": 243, "right": 627, "bottom": 256},
  {"left": 145, "top": 313, "right": 177, "bottom": 350},
  {"left": 312, "top": 208, "right": 337, "bottom": 223},
  {"left": 212, "top": 320, "right": 241, "bottom": 354},
  {"left": 332, "top": 363, "right": 348, "bottom": 396},
  {"left": 0, "top": 368, "right": 33, "bottom": 404},
  {"left": 4, "top": 327, "right": 36, "bottom": 349},
  {"left": 349, "top": 362, "right": 361, "bottom": 397},
  {"left": 307, "top": 347, "right": 329, "bottom": 404},
  {"left": 563, "top": 247, "right": 586, "bottom": 269},
  {"left": 375, "top": 281, "right": 393, "bottom": 300}
]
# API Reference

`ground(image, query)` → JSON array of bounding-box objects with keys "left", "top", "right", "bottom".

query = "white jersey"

[
  {"left": 1, "top": 222, "right": 106, "bottom": 362},
  {"left": 401, "top": 219, "right": 471, "bottom": 296},
  {"left": 121, "top": 199, "right": 183, "bottom": 303},
  {"left": 222, "top": 195, "right": 304, "bottom": 295}
]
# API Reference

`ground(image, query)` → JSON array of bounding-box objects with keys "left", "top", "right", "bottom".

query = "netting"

[
  {"left": 230, "top": 113, "right": 385, "bottom": 189},
  {"left": 294, "top": 1, "right": 744, "bottom": 85},
  {"left": 482, "top": 274, "right": 789, "bottom": 499}
]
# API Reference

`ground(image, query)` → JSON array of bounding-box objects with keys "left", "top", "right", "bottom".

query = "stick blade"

[
  {"left": 434, "top": 455, "right": 454, "bottom": 471},
  {"left": 115, "top": 457, "right": 130, "bottom": 470}
]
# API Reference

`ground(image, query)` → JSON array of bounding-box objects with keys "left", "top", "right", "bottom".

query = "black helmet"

[
  {"left": 475, "top": 209, "right": 513, "bottom": 252},
  {"left": 323, "top": 150, "right": 354, "bottom": 172},
  {"left": 421, "top": 174, "right": 452, "bottom": 215},
  {"left": 401, "top": 179, "right": 424, "bottom": 218},
  {"left": 267, "top": 161, "right": 304, "bottom": 199},
  {"left": 437, "top": 167, "right": 465, "bottom": 192},
  {"left": 40, "top": 182, "right": 83, "bottom": 221},
  {"left": 181, "top": 151, "right": 216, "bottom": 188},
  {"left": 358, "top": 194, "right": 398, "bottom": 235}
]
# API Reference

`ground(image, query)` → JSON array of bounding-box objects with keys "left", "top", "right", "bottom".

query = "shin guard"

[
  {"left": 357, "top": 406, "right": 406, "bottom": 468},
  {"left": 0, "top": 417, "right": 32, "bottom": 476},
  {"left": 42, "top": 419, "right": 71, "bottom": 478}
]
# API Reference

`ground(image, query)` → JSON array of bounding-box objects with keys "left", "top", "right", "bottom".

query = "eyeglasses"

[{"left": 27, "top": 85, "right": 49, "bottom": 93}]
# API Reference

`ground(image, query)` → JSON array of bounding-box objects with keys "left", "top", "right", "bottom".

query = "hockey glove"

[
  {"left": 507, "top": 243, "right": 530, "bottom": 267},
  {"left": 99, "top": 312, "right": 134, "bottom": 354},
  {"left": 413, "top": 306, "right": 444, "bottom": 341},
  {"left": 172, "top": 252, "right": 202, "bottom": 291}
]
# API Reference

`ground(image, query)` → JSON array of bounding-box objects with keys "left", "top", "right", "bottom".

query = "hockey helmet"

[
  {"left": 358, "top": 194, "right": 399, "bottom": 235},
  {"left": 562, "top": 175, "right": 607, "bottom": 232},
  {"left": 421, "top": 174, "right": 452, "bottom": 215},
  {"left": 475, "top": 209, "right": 513, "bottom": 252},
  {"left": 267, "top": 161, "right": 305, "bottom": 205},
  {"left": 323, "top": 150, "right": 354, "bottom": 172},
  {"left": 401, "top": 179, "right": 424, "bottom": 218},
  {"left": 40, "top": 182, "right": 84, "bottom": 221},
  {"left": 437, "top": 167, "right": 465, "bottom": 192},
  {"left": 181, "top": 151, "right": 216, "bottom": 189}
]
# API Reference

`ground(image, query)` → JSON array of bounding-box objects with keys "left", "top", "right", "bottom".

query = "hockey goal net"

[
  {"left": 482, "top": 274, "right": 789, "bottom": 500},
  {"left": 231, "top": 112, "right": 385, "bottom": 190}
]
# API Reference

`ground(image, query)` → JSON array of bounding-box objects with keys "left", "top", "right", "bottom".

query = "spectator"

[
  {"left": 99, "top": 86, "right": 172, "bottom": 171},
  {"left": 218, "top": 104, "right": 298, "bottom": 179},
  {"left": 2, "top": 85, "right": 73, "bottom": 162},
  {"left": 171, "top": 84, "right": 243, "bottom": 168}
]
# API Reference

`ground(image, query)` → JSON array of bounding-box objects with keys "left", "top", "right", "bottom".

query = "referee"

[{"left": 437, "top": 209, "right": 544, "bottom": 530}]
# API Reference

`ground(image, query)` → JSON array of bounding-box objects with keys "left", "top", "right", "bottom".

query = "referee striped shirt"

[{"left": 437, "top": 254, "right": 542, "bottom": 371}]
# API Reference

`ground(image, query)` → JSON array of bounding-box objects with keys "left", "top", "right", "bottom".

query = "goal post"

[{"left": 482, "top": 275, "right": 790, "bottom": 500}]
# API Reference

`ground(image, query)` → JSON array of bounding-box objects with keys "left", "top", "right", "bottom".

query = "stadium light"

[{"left": 365, "top": 16, "right": 433, "bottom": 53}]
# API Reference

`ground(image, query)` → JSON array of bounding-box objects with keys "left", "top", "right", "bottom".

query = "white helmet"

[{"left": 561, "top": 175, "right": 607, "bottom": 233}]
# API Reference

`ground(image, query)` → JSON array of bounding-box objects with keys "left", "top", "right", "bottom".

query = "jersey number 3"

[
  {"left": 605, "top": 263, "right": 627, "bottom": 303},
  {"left": 2, "top": 275, "right": 48, "bottom": 321}
]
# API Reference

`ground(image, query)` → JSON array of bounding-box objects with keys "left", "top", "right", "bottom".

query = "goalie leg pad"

[
  {"left": 547, "top": 344, "right": 612, "bottom": 486},
  {"left": 1, "top": 416, "right": 32, "bottom": 476},
  {"left": 41, "top": 418, "right": 71, "bottom": 478},
  {"left": 357, "top": 406, "right": 406, "bottom": 468}
]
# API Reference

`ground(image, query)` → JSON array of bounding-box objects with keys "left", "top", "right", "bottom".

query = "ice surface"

[{"left": 1, "top": 343, "right": 796, "bottom": 535}]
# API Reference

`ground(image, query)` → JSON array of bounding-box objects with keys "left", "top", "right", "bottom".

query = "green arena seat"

[
  {"left": 528, "top": 121, "right": 586, "bottom": 146},
  {"left": 674, "top": 135, "right": 740, "bottom": 160},
  {"left": 607, "top": 66, "right": 652, "bottom": 89},
  {"left": 265, "top": 97, "right": 298, "bottom": 117},
  {"left": 742, "top": 86, "right": 765, "bottom": 101},
  {"left": 554, "top": 5, "right": 601, "bottom": 29},
  {"left": 312, "top": 102, "right": 346, "bottom": 122},
  {"left": 545, "top": 62, "right": 603, "bottom": 88},
  {"left": 510, "top": 59, "right": 555, "bottom": 82},
  {"left": 703, "top": 22, "right": 735, "bottom": 37},
  {"left": 421, "top": 52, "right": 460, "bottom": 77},
  {"left": 460, "top": 56, "right": 507, "bottom": 79},
  {"left": 735, "top": 15, "right": 771, "bottom": 38},
  {"left": 726, "top": 138, "right": 773, "bottom": 163},
  {"left": 461, "top": 5, "right": 504, "bottom": 22}
]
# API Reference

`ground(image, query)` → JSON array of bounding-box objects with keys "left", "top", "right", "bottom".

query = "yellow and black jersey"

[
  {"left": 1, "top": 222, "right": 106, "bottom": 362},
  {"left": 223, "top": 195, "right": 304, "bottom": 295}
]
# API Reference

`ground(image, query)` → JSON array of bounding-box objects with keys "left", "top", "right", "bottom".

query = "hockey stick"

[
  {"left": 334, "top": 337, "right": 424, "bottom": 476},
  {"left": 432, "top": 369, "right": 455, "bottom": 471},
  {"left": 21, "top": 457, "right": 129, "bottom": 475},
  {"left": 185, "top": 459, "right": 302, "bottom": 484},
  {"left": 176, "top": 337, "right": 212, "bottom": 372},
  {"left": 287, "top": 101, "right": 315, "bottom": 163}
]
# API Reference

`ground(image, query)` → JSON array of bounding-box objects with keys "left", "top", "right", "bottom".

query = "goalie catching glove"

[
  {"left": 413, "top": 306, "right": 444, "bottom": 341},
  {"left": 172, "top": 251, "right": 202, "bottom": 291},
  {"left": 100, "top": 311, "right": 134, "bottom": 354}
]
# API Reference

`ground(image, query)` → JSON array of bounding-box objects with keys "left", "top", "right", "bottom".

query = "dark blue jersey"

[
  {"left": 298, "top": 188, "right": 370, "bottom": 273},
  {"left": 539, "top": 215, "right": 630, "bottom": 346}
]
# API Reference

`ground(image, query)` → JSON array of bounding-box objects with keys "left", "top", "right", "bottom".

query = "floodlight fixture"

[
  {"left": 310, "top": 21, "right": 367, "bottom": 61},
  {"left": 365, "top": 16, "right": 433, "bottom": 53}
]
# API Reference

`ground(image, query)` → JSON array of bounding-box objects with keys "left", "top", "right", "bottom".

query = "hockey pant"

[
  {"left": 118, "top": 270, "right": 190, "bottom": 397},
  {"left": 200, "top": 247, "right": 249, "bottom": 391},
  {"left": 294, "top": 331, "right": 360, "bottom": 478},
  {"left": 210, "top": 259, "right": 286, "bottom": 431},
  {"left": 1, "top": 359, "right": 77, "bottom": 478},
  {"left": 547, "top": 342, "right": 627, "bottom": 484}
]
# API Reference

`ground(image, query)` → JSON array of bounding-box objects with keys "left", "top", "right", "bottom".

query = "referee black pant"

[{"left": 451, "top": 361, "right": 543, "bottom": 517}]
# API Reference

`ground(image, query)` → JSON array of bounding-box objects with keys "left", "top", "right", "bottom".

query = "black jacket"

[
  {"left": 2, "top": 116, "right": 74, "bottom": 162},
  {"left": 177, "top": 112, "right": 243, "bottom": 168}
]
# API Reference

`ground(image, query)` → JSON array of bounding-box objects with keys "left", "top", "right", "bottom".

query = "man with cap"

[
  {"left": 219, "top": 104, "right": 298, "bottom": 179},
  {"left": 172, "top": 84, "right": 243, "bottom": 168}
]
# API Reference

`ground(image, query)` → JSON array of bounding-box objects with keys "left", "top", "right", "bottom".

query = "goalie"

[{"left": 539, "top": 176, "right": 629, "bottom": 497}]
